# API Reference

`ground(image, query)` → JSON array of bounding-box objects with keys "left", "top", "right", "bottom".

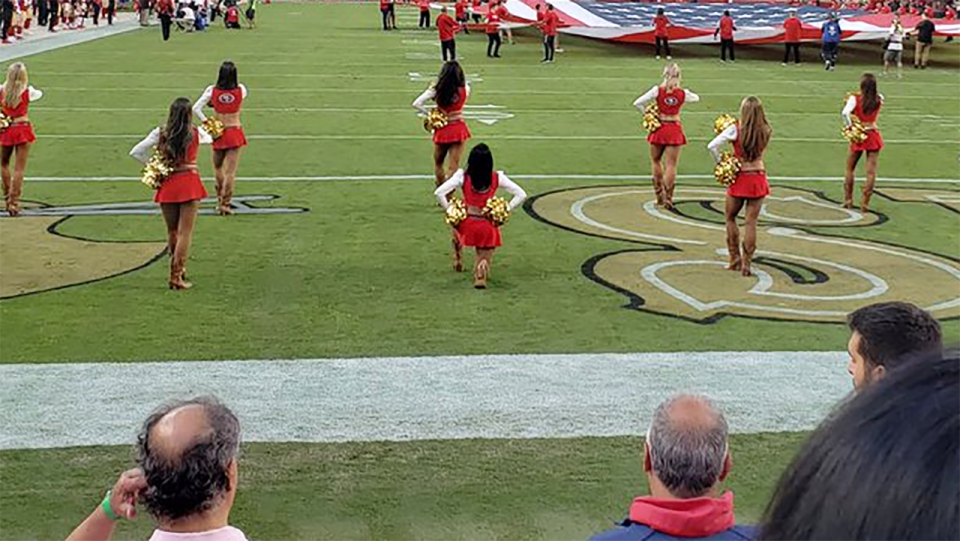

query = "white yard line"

[
  {"left": 0, "top": 352, "right": 852, "bottom": 450},
  {"left": 24, "top": 174, "right": 960, "bottom": 184}
]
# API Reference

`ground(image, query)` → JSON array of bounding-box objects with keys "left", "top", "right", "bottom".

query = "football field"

[{"left": 1, "top": 3, "right": 958, "bottom": 539}]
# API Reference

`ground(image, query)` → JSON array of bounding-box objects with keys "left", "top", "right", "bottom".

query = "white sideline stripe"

[
  {"left": 24, "top": 174, "right": 960, "bottom": 184},
  {"left": 36, "top": 134, "right": 958, "bottom": 144},
  {"left": 0, "top": 352, "right": 851, "bottom": 450}
]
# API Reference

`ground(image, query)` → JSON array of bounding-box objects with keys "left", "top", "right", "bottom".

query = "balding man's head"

[
  {"left": 645, "top": 395, "right": 729, "bottom": 499},
  {"left": 137, "top": 397, "right": 240, "bottom": 522}
]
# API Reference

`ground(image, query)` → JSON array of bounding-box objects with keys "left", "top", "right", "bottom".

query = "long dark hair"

[
  {"left": 466, "top": 143, "right": 494, "bottom": 192},
  {"left": 435, "top": 61, "right": 465, "bottom": 108},
  {"left": 160, "top": 98, "right": 194, "bottom": 164},
  {"left": 216, "top": 61, "right": 238, "bottom": 90},
  {"left": 860, "top": 73, "right": 880, "bottom": 115},
  {"left": 759, "top": 349, "right": 959, "bottom": 540}
]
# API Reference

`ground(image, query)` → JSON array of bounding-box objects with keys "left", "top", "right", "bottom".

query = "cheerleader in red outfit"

[
  {"left": 435, "top": 143, "right": 526, "bottom": 288},
  {"left": 0, "top": 63, "right": 42, "bottom": 217},
  {"left": 633, "top": 63, "right": 699, "bottom": 210},
  {"left": 130, "top": 97, "right": 211, "bottom": 290},
  {"left": 707, "top": 96, "right": 772, "bottom": 277},
  {"left": 193, "top": 60, "right": 248, "bottom": 215},
  {"left": 413, "top": 61, "right": 471, "bottom": 190},
  {"left": 842, "top": 73, "right": 883, "bottom": 212}
]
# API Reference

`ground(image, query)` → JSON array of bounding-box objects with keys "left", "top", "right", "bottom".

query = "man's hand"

[{"left": 108, "top": 469, "right": 147, "bottom": 520}]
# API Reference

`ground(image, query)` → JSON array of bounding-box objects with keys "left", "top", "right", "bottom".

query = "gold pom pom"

[
  {"left": 444, "top": 198, "right": 467, "bottom": 227},
  {"left": 0, "top": 113, "right": 10, "bottom": 131},
  {"left": 141, "top": 150, "right": 174, "bottom": 190},
  {"left": 714, "top": 151, "right": 741, "bottom": 188},
  {"left": 842, "top": 119, "right": 868, "bottom": 144},
  {"left": 641, "top": 103, "right": 661, "bottom": 133},
  {"left": 423, "top": 109, "right": 449, "bottom": 133},
  {"left": 202, "top": 118, "right": 225, "bottom": 140},
  {"left": 483, "top": 197, "right": 511, "bottom": 227},
  {"left": 714, "top": 114, "right": 737, "bottom": 135}
]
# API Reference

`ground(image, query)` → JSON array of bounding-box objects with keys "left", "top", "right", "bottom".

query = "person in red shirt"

[
  {"left": 841, "top": 73, "right": 883, "bottom": 212},
  {"left": 485, "top": 1, "right": 501, "bottom": 57},
  {"left": 713, "top": 10, "right": 736, "bottom": 62},
  {"left": 454, "top": 0, "right": 467, "bottom": 33},
  {"left": 470, "top": 0, "right": 481, "bottom": 24},
  {"left": 538, "top": 3, "right": 559, "bottom": 62},
  {"left": 879, "top": 3, "right": 892, "bottom": 13},
  {"left": 783, "top": 9, "right": 803, "bottom": 64},
  {"left": 653, "top": 8, "right": 671, "bottom": 60},
  {"left": 497, "top": 0, "right": 513, "bottom": 45},
  {"left": 436, "top": 6, "right": 461, "bottom": 61},
  {"left": 156, "top": 0, "right": 174, "bottom": 39},
  {"left": 946, "top": 6, "right": 957, "bottom": 19},
  {"left": 379, "top": 0, "right": 393, "bottom": 30},
  {"left": 418, "top": 0, "right": 429, "bottom": 28}
]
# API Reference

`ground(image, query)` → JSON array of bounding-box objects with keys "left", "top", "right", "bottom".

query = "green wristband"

[{"left": 101, "top": 490, "right": 121, "bottom": 521}]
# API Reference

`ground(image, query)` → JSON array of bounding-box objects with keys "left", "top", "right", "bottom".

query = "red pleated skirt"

[
  {"left": 433, "top": 120, "right": 471, "bottom": 145},
  {"left": 155, "top": 171, "right": 209, "bottom": 203},
  {"left": 213, "top": 126, "right": 248, "bottom": 150},
  {"left": 0, "top": 123, "right": 36, "bottom": 147},
  {"left": 850, "top": 129, "right": 883, "bottom": 152},
  {"left": 647, "top": 121, "right": 686, "bottom": 146},
  {"left": 727, "top": 170, "right": 770, "bottom": 199},
  {"left": 456, "top": 216, "right": 501, "bottom": 248}
]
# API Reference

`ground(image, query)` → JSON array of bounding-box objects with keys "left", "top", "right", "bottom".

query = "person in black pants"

[
  {"left": 157, "top": 0, "right": 173, "bottom": 40},
  {"left": 106, "top": 0, "right": 114, "bottom": 23},
  {"left": 714, "top": 10, "right": 736, "bottom": 62},
  {"left": 0, "top": 0, "right": 13, "bottom": 43},
  {"left": 418, "top": 0, "right": 429, "bottom": 28},
  {"left": 91, "top": 0, "right": 100, "bottom": 24},
  {"left": 38, "top": 0, "right": 48, "bottom": 27},
  {"left": 46, "top": 0, "right": 58, "bottom": 31}
]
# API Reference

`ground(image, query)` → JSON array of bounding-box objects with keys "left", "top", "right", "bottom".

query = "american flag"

[{"left": 493, "top": 0, "right": 960, "bottom": 43}]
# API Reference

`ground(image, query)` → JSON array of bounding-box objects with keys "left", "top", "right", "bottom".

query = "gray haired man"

[
  {"left": 589, "top": 395, "right": 755, "bottom": 541},
  {"left": 66, "top": 397, "right": 248, "bottom": 541}
]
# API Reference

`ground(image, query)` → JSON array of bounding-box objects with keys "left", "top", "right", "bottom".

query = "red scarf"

[{"left": 628, "top": 492, "right": 736, "bottom": 538}]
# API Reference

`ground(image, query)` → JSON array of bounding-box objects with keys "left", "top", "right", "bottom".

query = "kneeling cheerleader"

[{"left": 434, "top": 143, "right": 527, "bottom": 289}]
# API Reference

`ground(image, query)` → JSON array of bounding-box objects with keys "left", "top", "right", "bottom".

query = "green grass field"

[{"left": 0, "top": 3, "right": 958, "bottom": 539}]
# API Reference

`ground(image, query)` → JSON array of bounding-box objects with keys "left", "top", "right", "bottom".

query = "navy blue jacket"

[
  {"left": 589, "top": 521, "right": 757, "bottom": 541},
  {"left": 821, "top": 20, "right": 842, "bottom": 43}
]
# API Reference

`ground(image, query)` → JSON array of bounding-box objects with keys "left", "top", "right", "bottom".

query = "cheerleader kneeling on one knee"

[{"left": 434, "top": 143, "right": 527, "bottom": 289}]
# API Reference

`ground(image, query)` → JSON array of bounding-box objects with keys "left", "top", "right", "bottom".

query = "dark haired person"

[
  {"left": 538, "top": 3, "right": 559, "bottom": 63},
  {"left": 485, "top": 0, "right": 501, "bottom": 57},
  {"left": 156, "top": 0, "right": 174, "bottom": 40},
  {"left": 435, "top": 143, "right": 526, "bottom": 288},
  {"left": 911, "top": 12, "right": 935, "bottom": 68},
  {"left": 760, "top": 350, "right": 959, "bottom": 540},
  {"left": 708, "top": 96, "right": 772, "bottom": 277},
  {"left": 590, "top": 395, "right": 755, "bottom": 541},
  {"left": 417, "top": 0, "right": 428, "bottom": 28},
  {"left": 714, "top": 10, "right": 736, "bottom": 62},
  {"left": 131, "top": 98, "right": 210, "bottom": 290},
  {"left": 436, "top": 6, "right": 461, "bottom": 61},
  {"left": 454, "top": 0, "right": 467, "bottom": 33},
  {"left": 653, "top": 8, "right": 671, "bottom": 60},
  {"left": 193, "top": 61, "right": 248, "bottom": 216},
  {"left": 841, "top": 73, "right": 883, "bottom": 211},
  {"left": 845, "top": 301, "right": 941, "bottom": 390},
  {"left": 782, "top": 9, "right": 802, "bottom": 65},
  {"left": 378, "top": 0, "right": 392, "bottom": 30},
  {"left": 65, "top": 397, "right": 249, "bottom": 541},
  {"left": 412, "top": 60, "right": 471, "bottom": 188},
  {"left": 820, "top": 12, "right": 841, "bottom": 70}
]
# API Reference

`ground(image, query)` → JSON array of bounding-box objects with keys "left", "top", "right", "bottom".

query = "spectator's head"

[
  {"left": 738, "top": 95, "right": 772, "bottom": 163},
  {"left": 162, "top": 97, "right": 195, "bottom": 164},
  {"left": 723, "top": 9, "right": 730, "bottom": 15},
  {"left": 466, "top": 142, "right": 494, "bottom": 192},
  {"left": 828, "top": 11, "right": 837, "bottom": 18},
  {"left": 644, "top": 395, "right": 730, "bottom": 499},
  {"left": 137, "top": 397, "right": 241, "bottom": 526},
  {"left": 547, "top": 3, "right": 553, "bottom": 10},
  {"left": 441, "top": 5, "right": 447, "bottom": 13},
  {"left": 789, "top": 8, "right": 797, "bottom": 15},
  {"left": 435, "top": 60, "right": 465, "bottom": 108},
  {"left": 846, "top": 301, "right": 941, "bottom": 389},
  {"left": 760, "top": 350, "right": 959, "bottom": 540},
  {"left": 2, "top": 62, "right": 28, "bottom": 111},
  {"left": 661, "top": 62, "right": 681, "bottom": 90},
  {"left": 657, "top": 7, "right": 664, "bottom": 14}
]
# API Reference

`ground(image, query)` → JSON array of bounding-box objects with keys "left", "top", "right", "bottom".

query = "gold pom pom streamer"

[
  {"left": 0, "top": 113, "right": 10, "bottom": 131},
  {"left": 714, "top": 151, "right": 741, "bottom": 188},
  {"left": 714, "top": 114, "right": 737, "bottom": 135},
  {"left": 842, "top": 118, "right": 868, "bottom": 144},
  {"left": 141, "top": 150, "right": 174, "bottom": 190},
  {"left": 444, "top": 198, "right": 467, "bottom": 227},
  {"left": 641, "top": 103, "right": 661, "bottom": 133},
  {"left": 423, "top": 109, "right": 449, "bottom": 133},
  {"left": 483, "top": 197, "right": 511, "bottom": 227},
  {"left": 202, "top": 118, "right": 225, "bottom": 140}
]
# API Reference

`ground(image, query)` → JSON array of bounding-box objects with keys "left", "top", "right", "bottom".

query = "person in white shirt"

[
  {"left": 434, "top": 143, "right": 526, "bottom": 288},
  {"left": 883, "top": 14, "right": 905, "bottom": 78}
]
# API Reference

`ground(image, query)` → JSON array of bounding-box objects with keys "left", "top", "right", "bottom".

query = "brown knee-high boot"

[
  {"left": 168, "top": 256, "right": 192, "bottom": 290},
  {"left": 843, "top": 177, "right": 855, "bottom": 209},
  {"left": 651, "top": 176, "right": 664, "bottom": 206},
  {"left": 860, "top": 185, "right": 874, "bottom": 213}
]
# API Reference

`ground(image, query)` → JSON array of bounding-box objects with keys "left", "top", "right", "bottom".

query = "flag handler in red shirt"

[
  {"left": 653, "top": 8, "right": 671, "bottom": 59},
  {"left": 782, "top": 9, "right": 802, "bottom": 65},
  {"left": 538, "top": 3, "right": 559, "bottom": 63},
  {"left": 417, "top": 0, "right": 429, "bottom": 28},
  {"left": 713, "top": 10, "right": 736, "bottom": 62},
  {"left": 436, "top": 6, "right": 461, "bottom": 61}
]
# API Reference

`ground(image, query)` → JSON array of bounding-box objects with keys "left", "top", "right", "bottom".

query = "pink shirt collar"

[
  {"left": 148, "top": 526, "right": 248, "bottom": 541},
  {"left": 628, "top": 491, "right": 736, "bottom": 538}
]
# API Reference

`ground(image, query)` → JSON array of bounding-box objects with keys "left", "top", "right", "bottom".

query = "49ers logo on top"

[
  {"left": 218, "top": 94, "right": 237, "bottom": 104},
  {"left": 663, "top": 96, "right": 680, "bottom": 107}
]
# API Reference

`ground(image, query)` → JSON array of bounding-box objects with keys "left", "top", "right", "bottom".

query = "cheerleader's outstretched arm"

[
  {"left": 841, "top": 94, "right": 857, "bottom": 127},
  {"left": 498, "top": 173, "right": 527, "bottom": 210},
  {"left": 413, "top": 87, "right": 436, "bottom": 115},
  {"left": 130, "top": 128, "right": 161, "bottom": 164},
  {"left": 633, "top": 85, "right": 659, "bottom": 111},
  {"left": 684, "top": 89, "right": 700, "bottom": 103},
  {"left": 28, "top": 86, "right": 43, "bottom": 101},
  {"left": 192, "top": 85, "right": 214, "bottom": 122}
]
